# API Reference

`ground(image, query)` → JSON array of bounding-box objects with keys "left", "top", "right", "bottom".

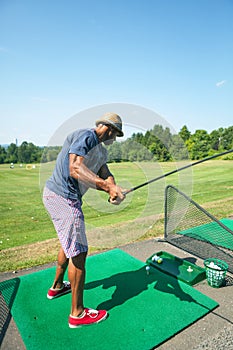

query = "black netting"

[{"left": 164, "top": 185, "right": 233, "bottom": 273}]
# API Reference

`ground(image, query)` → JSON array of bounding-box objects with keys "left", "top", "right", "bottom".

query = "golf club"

[{"left": 123, "top": 149, "right": 233, "bottom": 196}]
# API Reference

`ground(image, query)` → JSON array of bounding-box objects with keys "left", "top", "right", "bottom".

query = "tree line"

[
  {"left": 108, "top": 124, "right": 233, "bottom": 162},
  {"left": 1, "top": 124, "right": 233, "bottom": 164}
]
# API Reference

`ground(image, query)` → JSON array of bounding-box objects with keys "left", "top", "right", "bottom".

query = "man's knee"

[{"left": 71, "top": 252, "right": 87, "bottom": 270}]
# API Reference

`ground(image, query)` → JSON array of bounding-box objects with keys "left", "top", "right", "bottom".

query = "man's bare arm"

[
  {"left": 69, "top": 153, "right": 126, "bottom": 205},
  {"left": 97, "top": 164, "right": 115, "bottom": 184},
  {"left": 69, "top": 154, "right": 110, "bottom": 192}
]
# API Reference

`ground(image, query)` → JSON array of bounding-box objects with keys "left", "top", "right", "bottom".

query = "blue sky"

[{"left": 0, "top": 0, "right": 232, "bottom": 146}]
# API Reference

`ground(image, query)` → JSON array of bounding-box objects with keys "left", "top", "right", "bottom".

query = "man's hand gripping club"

[{"left": 108, "top": 184, "right": 126, "bottom": 205}]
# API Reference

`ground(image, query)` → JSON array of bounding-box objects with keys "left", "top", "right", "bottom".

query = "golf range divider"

[
  {"left": 164, "top": 185, "right": 233, "bottom": 274},
  {"left": 146, "top": 251, "right": 207, "bottom": 286}
]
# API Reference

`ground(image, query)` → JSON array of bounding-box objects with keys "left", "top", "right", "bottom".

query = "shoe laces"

[
  {"left": 86, "top": 309, "right": 99, "bottom": 318},
  {"left": 63, "top": 281, "right": 70, "bottom": 288}
]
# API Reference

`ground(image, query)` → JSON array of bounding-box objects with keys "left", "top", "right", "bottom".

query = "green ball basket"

[{"left": 204, "top": 258, "right": 228, "bottom": 288}]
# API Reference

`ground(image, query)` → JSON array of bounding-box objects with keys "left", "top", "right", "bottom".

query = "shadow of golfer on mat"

[
  {"left": 85, "top": 266, "right": 157, "bottom": 311},
  {"left": 153, "top": 258, "right": 205, "bottom": 306},
  {"left": 154, "top": 272, "right": 194, "bottom": 303},
  {"left": 85, "top": 263, "right": 197, "bottom": 311}
]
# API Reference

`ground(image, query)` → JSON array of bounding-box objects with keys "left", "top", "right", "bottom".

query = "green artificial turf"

[
  {"left": 0, "top": 249, "right": 218, "bottom": 350},
  {"left": 179, "top": 218, "right": 233, "bottom": 251}
]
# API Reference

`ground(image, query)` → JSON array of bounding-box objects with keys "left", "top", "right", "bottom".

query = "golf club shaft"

[{"left": 123, "top": 149, "right": 233, "bottom": 196}]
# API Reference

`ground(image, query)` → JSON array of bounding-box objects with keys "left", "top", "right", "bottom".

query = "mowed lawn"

[{"left": 0, "top": 160, "right": 233, "bottom": 272}]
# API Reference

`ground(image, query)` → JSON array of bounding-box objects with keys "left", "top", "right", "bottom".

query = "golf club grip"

[
  {"left": 123, "top": 149, "right": 233, "bottom": 195},
  {"left": 122, "top": 190, "right": 131, "bottom": 196}
]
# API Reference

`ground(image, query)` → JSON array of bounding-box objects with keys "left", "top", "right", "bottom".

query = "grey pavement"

[{"left": 1, "top": 239, "right": 233, "bottom": 350}]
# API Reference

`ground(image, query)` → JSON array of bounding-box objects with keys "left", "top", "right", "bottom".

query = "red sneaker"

[
  {"left": 47, "top": 281, "right": 71, "bottom": 299},
  {"left": 69, "top": 308, "right": 108, "bottom": 328}
]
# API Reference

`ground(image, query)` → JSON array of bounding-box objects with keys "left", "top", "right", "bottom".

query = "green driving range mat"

[
  {"left": 0, "top": 249, "right": 218, "bottom": 350},
  {"left": 179, "top": 218, "right": 233, "bottom": 250}
]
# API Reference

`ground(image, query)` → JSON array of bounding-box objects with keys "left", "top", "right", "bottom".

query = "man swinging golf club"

[{"left": 43, "top": 112, "right": 126, "bottom": 328}]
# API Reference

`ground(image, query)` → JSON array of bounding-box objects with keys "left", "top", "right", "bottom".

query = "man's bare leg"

[
  {"left": 51, "top": 247, "right": 69, "bottom": 289},
  {"left": 68, "top": 252, "right": 87, "bottom": 316}
]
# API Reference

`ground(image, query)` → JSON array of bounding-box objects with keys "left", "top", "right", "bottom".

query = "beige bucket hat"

[{"left": 95, "top": 112, "right": 124, "bottom": 137}]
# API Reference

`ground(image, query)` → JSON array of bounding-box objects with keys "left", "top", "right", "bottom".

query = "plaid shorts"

[{"left": 43, "top": 187, "right": 88, "bottom": 258}]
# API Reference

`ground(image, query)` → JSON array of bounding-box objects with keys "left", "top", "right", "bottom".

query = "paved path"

[{"left": 1, "top": 239, "right": 233, "bottom": 349}]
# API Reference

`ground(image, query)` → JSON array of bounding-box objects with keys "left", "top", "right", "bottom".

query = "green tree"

[
  {"left": 221, "top": 126, "right": 233, "bottom": 150},
  {"left": 0, "top": 146, "right": 7, "bottom": 163},
  {"left": 107, "top": 142, "right": 122, "bottom": 162},
  {"left": 18, "top": 141, "right": 31, "bottom": 163},
  {"left": 131, "top": 132, "right": 145, "bottom": 145},
  {"left": 41, "top": 146, "right": 61, "bottom": 163},
  {"left": 179, "top": 125, "right": 191, "bottom": 142},
  {"left": 170, "top": 134, "right": 189, "bottom": 160},
  {"left": 6, "top": 143, "right": 18, "bottom": 163},
  {"left": 187, "top": 130, "right": 211, "bottom": 159}
]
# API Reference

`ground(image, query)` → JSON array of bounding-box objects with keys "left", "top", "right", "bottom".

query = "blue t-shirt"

[{"left": 46, "top": 128, "right": 108, "bottom": 200}]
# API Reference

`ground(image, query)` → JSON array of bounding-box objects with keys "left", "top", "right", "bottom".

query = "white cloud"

[{"left": 216, "top": 80, "right": 227, "bottom": 87}]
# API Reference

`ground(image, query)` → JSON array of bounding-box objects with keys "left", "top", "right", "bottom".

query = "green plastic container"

[
  {"left": 204, "top": 258, "right": 228, "bottom": 288},
  {"left": 146, "top": 251, "right": 206, "bottom": 285}
]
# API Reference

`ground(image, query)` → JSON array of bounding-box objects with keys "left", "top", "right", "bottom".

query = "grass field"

[{"left": 1, "top": 159, "right": 233, "bottom": 272}]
